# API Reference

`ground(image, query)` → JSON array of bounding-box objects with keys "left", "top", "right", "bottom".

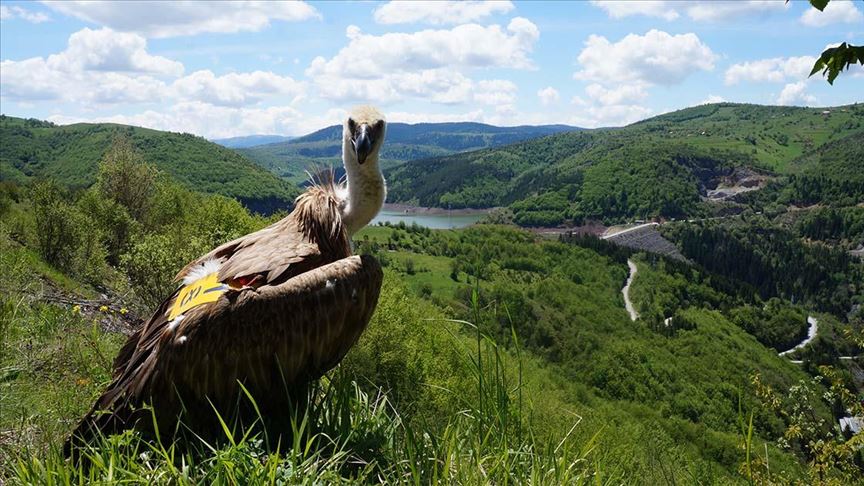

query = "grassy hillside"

[
  {"left": 385, "top": 103, "right": 863, "bottom": 225},
  {"left": 239, "top": 121, "right": 579, "bottom": 184},
  {"left": 0, "top": 116, "right": 299, "bottom": 213},
  {"left": 1, "top": 110, "right": 861, "bottom": 482},
  {"left": 5, "top": 160, "right": 861, "bottom": 482}
]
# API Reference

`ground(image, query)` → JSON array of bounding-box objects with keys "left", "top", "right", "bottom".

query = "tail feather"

[{"left": 63, "top": 389, "right": 132, "bottom": 459}]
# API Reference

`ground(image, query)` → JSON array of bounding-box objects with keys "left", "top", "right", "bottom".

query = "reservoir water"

[{"left": 371, "top": 209, "right": 485, "bottom": 229}]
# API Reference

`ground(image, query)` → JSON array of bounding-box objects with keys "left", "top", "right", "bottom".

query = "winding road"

[
  {"left": 779, "top": 316, "right": 818, "bottom": 357},
  {"left": 622, "top": 259, "right": 639, "bottom": 321}
]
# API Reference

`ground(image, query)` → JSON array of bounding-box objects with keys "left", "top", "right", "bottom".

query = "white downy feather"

[{"left": 182, "top": 258, "right": 222, "bottom": 285}]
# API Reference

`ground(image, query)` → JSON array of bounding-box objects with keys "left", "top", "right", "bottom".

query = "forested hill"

[
  {"left": 385, "top": 103, "right": 863, "bottom": 226},
  {"left": 239, "top": 121, "right": 579, "bottom": 183},
  {"left": 0, "top": 115, "right": 299, "bottom": 214},
  {"left": 212, "top": 134, "right": 294, "bottom": 148}
]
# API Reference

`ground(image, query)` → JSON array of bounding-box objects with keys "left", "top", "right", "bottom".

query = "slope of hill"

[
  {"left": 782, "top": 130, "right": 864, "bottom": 206},
  {"left": 239, "top": 122, "right": 579, "bottom": 183},
  {"left": 0, "top": 185, "right": 831, "bottom": 482},
  {"left": 0, "top": 116, "right": 299, "bottom": 213},
  {"left": 385, "top": 103, "right": 863, "bottom": 225},
  {"left": 212, "top": 134, "right": 294, "bottom": 148}
]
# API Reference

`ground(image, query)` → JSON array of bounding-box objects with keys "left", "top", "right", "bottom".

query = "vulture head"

[
  {"left": 343, "top": 105, "right": 386, "bottom": 167},
  {"left": 340, "top": 106, "right": 387, "bottom": 235}
]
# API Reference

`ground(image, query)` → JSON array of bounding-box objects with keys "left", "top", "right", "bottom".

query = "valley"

[
  {"left": 239, "top": 121, "right": 579, "bottom": 185},
  {"left": 0, "top": 102, "right": 861, "bottom": 483}
]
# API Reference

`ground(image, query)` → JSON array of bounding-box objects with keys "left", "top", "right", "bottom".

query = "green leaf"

[
  {"left": 809, "top": 42, "right": 864, "bottom": 85},
  {"left": 808, "top": 0, "right": 830, "bottom": 11}
]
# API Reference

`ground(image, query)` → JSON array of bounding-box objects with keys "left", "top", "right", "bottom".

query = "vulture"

[{"left": 65, "top": 106, "right": 388, "bottom": 455}]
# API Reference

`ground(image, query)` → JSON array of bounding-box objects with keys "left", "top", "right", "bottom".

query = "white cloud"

[
  {"left": 685, "top": 1, "right": 786, "bottom": 21},
  {"left": 374, "top": 1, "right": 513, "bottom": 25},
  {"left": 537, "top": 87, "right": 560, "bottom": 106},
  {"left": 574, "top": 30, "right": 716, "bottom": 85},
  {"left": 724, "top": 56, "right": 815, "bottom": 84},
  {"left": 700, "top": 94, "right": 727, "bottom": 104},
  {"left": 310, "top": 19, "right": 538, "bottom": 78},
  {"left": 589, "top": 1, "right": 679, "bottom": 21},
  {"left": 171, "top": 70, "right": 304, "bottom": 107},
  {"left": 474, "top": 80, "right": 517, "bottom": 105},
  {"left": 569, "top": 98, "right": 652, "bottom": 128},
  {"left": 776, "top": 81, "right": 816, "bottom": 106},
  {"left": 388, "top": 109, "right": 485, "bottom": 124},
  {"left": 49, "top": 28, "right": 184, "bottom": 76},
  {"left": 584, "top": 83, "right": 648, "bottom": 106},
  {"left": 569, "top": 29, "right": 710, "bottom": 128},
  {"left": 591, "top": 0, "right": 786, "bottom": 22},
  {"left": 566, "top": 82, "right": 652, "bottom": 128},
  {"left": 1, "top": 28, "right": 180, "bottom": 104},
  {"left": 1, "top": 55, "right": 168, "bottom": 104},
  {"left": 307, "top": 19, "right": 538, "bottom": 105},
  {"left": 48, "top": 102, "right": 332, "bottom": 139},
  {"left": 800, "top": 0, "right": 864, "bottom": 27},
  {"left": 0, "top": 27, "right": 307, "bottom": 112},
  {"left": 1, "top": 5, "right": 51, "bottom": 23},
  {"left": 44, "top": 0, "right": 320, "bottom": 38}
]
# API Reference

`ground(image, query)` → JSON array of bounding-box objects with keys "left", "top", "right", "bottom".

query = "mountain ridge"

[
  {"left": 212, "top": 134, "right": 295, "bottom": 148},
  {"left": 385, "top": 103, "right": 863, "bottom": 225},
  {"left": 0, "top": 115, "right": 299, "bottom": 214},
  {"left": 239, "top": 121, "right": 581, "bottom": 184}
]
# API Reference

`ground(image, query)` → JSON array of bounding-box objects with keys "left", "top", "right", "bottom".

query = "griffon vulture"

[{"left": 65, "top": 106, "right": 388, "bottom": 454}]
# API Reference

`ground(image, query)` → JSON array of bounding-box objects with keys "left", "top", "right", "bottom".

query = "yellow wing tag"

[{"left": 168, "top": 273, "right": 228, "bottom": 321}]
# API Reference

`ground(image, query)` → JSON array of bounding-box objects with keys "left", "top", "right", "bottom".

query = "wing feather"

[{"left": 67, "top": 255, "right": 382, "bottom": 449}]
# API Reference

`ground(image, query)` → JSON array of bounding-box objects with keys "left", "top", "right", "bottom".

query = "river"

[{"left": 371, "top": 209, "right": 486, "bottom": 229}]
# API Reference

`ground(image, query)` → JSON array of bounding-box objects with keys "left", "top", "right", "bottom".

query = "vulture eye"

[
  {"left": 372, "top": 119, "right": 384, "bottom": 136},
  {"left": 347, "top": 118, "right": 357, "bottom": 135}
]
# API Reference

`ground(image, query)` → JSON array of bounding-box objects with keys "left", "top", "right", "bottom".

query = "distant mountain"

[
  {"left": 239, "top": 122, "right": 580, "bottom": 184},
  {"left": 0, "top": 115, "right": 299, "bottom": 213},
  {"left": 384, "top": 103, "right": 864, "bottom": 225},
  {"left": 212, "top": 134, "right": 294, "bottom": 148}
]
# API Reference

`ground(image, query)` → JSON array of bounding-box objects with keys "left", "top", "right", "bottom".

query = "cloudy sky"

[{"left": 1, "top": 0, "right": 862, "bottom": 138}]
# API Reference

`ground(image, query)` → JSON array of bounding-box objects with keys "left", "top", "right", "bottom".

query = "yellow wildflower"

[
  {"left": 72, "top": 305, "right": 81, "bottom": 314},
  {"left": 120, "top": 308, "right": 128, "bottom": 315},
  {"left": 99, "top": 305, "right": 108, "bottom": 312}
]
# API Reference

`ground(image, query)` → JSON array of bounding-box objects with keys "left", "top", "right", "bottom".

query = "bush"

[
  {"left": 30, "top": 181, "right": 106, "bottom": 283},
  {"left": 76, "top": 189, "right": 137, "bottom": 266},
  {"left": 404, "top": 258, "right": 416, "bottom": 275},
  {"left": 121, "top": 232, "right": 207, "bottom": 307}
]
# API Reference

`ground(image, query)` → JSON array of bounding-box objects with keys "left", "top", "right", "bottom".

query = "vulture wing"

[
  {"left": 67, "top": 255, "right": 382, "bottom": 453},
  {"left": 175, "top": 220, "right": 323, "bottom": 286}
]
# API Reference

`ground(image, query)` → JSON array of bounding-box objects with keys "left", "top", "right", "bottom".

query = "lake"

[{"left": 371, "top": 209, "right": 486, "bottom": 229}]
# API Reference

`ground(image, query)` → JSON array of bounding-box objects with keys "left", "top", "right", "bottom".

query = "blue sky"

[{"left": 1, "top": 1, "right": 862, "bottom": 138}]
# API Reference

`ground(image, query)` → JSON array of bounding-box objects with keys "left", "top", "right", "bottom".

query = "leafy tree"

[
  {"left": 30, "top": 180, "right": 106, "bottom": 283},
  {"left": 96, "top": 136, "right": 158, "bottom": 221}
]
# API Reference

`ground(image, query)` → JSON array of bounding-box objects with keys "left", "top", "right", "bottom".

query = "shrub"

[
  {"left": 30, "top": 180, "right": 106, "bottom": 283},
  {"left": 76, "top": 189, "right": 137, "bottom": 266},
  {"left": 121, "top": 232, "right": 207, "bottom": 307}
]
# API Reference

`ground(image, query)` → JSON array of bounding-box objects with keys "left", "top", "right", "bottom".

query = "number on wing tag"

[{"left": 168, "top": 273, "right": 228, "bottom": 320}]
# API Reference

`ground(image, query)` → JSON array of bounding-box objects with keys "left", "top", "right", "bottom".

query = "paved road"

[
  {"left": 602, "top": 223, "right": 659, "bottom": 240},
  {"left": 779, "top": 316, "right": 818, "bottom": 357},
  {"left": 622, "top": 259, "right": 639, "bottom": 321}
]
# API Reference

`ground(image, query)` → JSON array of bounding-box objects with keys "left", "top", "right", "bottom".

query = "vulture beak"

[{"left": 353, "top": 126, "right": 372, "bottom": 165}]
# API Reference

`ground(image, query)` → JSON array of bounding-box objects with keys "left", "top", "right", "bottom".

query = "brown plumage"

[{"left": 65, "top": 165, "right": 384, "bottom": 455}]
